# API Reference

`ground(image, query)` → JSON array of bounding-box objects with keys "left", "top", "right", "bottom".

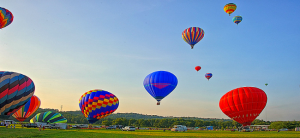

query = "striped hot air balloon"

[
  {"left": 79, "top": 89, "right": 119, "bottom": 124},
  {"left": 0, "top": 7, "right": 14, "bottom": 29},
  {"left": 0, "top": 71, "right": 35, "bottom": 118},
  {"left": 182, "top": 27, "right": 205, "bottom": 49},
  {"left": 224, "top": 3, "right": 237, "bottom": 16},
  {"left": 12, "top": 95, "right": 41, "bottom": 122},
  {"left": 30, "top": 111, "right": 67, "bottom": 124},
  {"left": 205, "top": 73, "right": 212, "bottom": 81},
  {"left": 233, "top": 16, "right": 243, "bottom": 25}
]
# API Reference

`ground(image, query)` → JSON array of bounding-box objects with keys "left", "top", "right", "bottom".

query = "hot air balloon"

[
  {"left": 224, "top": 3, "right": 237, "bottom": 16},
  {"left": 0, "top": 7, "right": 14, "bottom": 29},
  {"left": 30, "top": 111, "right": 67, "bottom": 124},
  {"left": 79, "top": 89, "right": 119, "bottom": 124},
  {"left": 195, "top": 66, "right": 201, "bottom": 72},
  {"left": 182, "top": 27, "right": 205, "bottom": 49},
  {"left": 265, "top": 83, "right": 268, "bottom": 86},
  {"left": 0, "top": 71, "right": 35, "bottom": 118},
  {"left": 12, "top": 95, "right": 41, "bottom": 122},
  {"left": 219, "top": 87, "right": 267, "bottom": 126},
  {"left": 205, "top": 73, "right": 212, "bottom": 81},
  {"left": 144, "top": 71, "right": 178, "bottom": 105},
  {"left": 233, "top": 16, "right": 242, "bottom": 25}
]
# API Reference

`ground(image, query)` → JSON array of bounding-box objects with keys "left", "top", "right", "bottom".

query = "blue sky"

[{"left": 1, "top": 0, "right": 300, "bottom": 121}]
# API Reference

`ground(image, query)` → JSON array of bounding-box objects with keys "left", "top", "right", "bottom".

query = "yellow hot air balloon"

[{"left": 224, "top": 3, "right": 237, "bottom": 16}]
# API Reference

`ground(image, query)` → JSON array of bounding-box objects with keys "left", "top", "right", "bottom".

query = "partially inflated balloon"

[
  {"left": 219, "top": 87, "right": 267, "bottom": 126},
  {"left": 12, "top": 95, "right": 41, "bottom": 122},
  {"left": 195, "top": 66, "right": 201, "bottom": 72},
  {"left": 224, "top": 3, "right": 237, "bottom": 16},
  {"left": 0, "top": 7, "right": 14, "bottom": 29},
  {"left": 182, "top": 27, "right": 204, "bottom": 49},
  {"left": 144, "top": 71, "right": 178, "bottom": 105},
  {"left": 205, "top": 73, "right": 212, "bottom": 80},
  {"left": 233, "top": 16, "right": 242, "bottom": 25},
  {"left": 30, "top": 111, "right": 67, "bottom": 124},
  {"left": 0, "top": 71, "right": 35, "bottom": 118},
  {"left": 79, "top": 89, "right": 119, "bottom": 124}
]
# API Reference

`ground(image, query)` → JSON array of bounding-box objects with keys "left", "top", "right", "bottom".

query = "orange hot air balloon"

[
  {"left": 12, "top": 95, "right": 41, "bottom": 122},
  {"left": 219, "top": 87, "right": 267, "bottom": 126},
  {"left": 195, "top": 66, "right": 201, "bottom": 71},
  {"left": 224, "top": 3, "right": 237, "bottom": 16}
]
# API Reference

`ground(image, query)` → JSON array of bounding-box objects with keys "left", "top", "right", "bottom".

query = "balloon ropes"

[
  {"left": 143, "top": 71, "right": 178, "bottom": 105},
  {"left": 224, "top": 3, "right": 237, "bottom": 16},
  {"left": 79, "top": 89, "right": 119, "bottom": 124},
  {"left": 12, "top": 95, "right": 41, "bottom": 122},
  {"left": 0, "top": 7, "right": 14, "bottom": 29},
  {"left": 0, "top": 71, "right": 35, "bottom": 118},
  {"left": 219, "top": 87, "right": 267, "bottom": 126},
  {"left": 182, "top": 27, "right": 204, "bottom": 49}
]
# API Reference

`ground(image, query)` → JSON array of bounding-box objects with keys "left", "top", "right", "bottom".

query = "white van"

[{"left": 171, "top": 125, "right": 187, "bottom": 132}]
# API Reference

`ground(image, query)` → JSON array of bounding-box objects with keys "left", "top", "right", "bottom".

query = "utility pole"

[{"left": 61, "top": 105, "right": 63, "bottom": 112}]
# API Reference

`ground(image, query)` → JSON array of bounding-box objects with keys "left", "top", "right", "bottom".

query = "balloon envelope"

[
  {"left": 143, "top": 71, "right": 178, "bottom": 105},
  {"left": 182, "top": 27, "right": 204, "bottom": 49},
  {"left": 0, "top": 71, "right": 35, "bottom": 118},
  {"left": 224, "top": 3, "right": 237, "bottom": 16},
  {"left": 30, "top": 111, "right": 67, "bottom": 124},
  {"left": 233, "top": 16, "right": 242, "bottom": 25},
  {"left": 12, "top": 95, "right": 41, "bottom": 122},
  {"left": 79, "top": 89, "right": 119, "bottom": 124},
  {"left": 219, "top": 87, "right": 267, "bottom": 126},
  {"left": 205, "top": 73, "right": 212, "bottom": 80},
  {"left": 195, "top": 66, "right": 201, "bottom": 71},
  {"left": 0, "top": 7, "right": 14, "bottom": 29}
]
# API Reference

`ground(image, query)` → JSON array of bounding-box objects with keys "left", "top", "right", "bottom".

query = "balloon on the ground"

[
  {"left": 195, "top": 66, "right": 201, "bottom": 72},
  {"left": 205, "top": 73, "right": 212, "bottom": 80},
  {"left": 30, "top": 111, "right": 67, "bottom": 124},
  {"left": 144, "top": 71, "right": 178, "bottom": 105},
  {"left": 12, "top": 95, "right": 41, "bottom": 122},
  {"left": 233, "top": 16, "right": 242, "bottom": 25},
  {"left": 79, "top": 89, "right": 119, "bottom": 124},
  {"left": 224, "top": 3, "right": 237, "bottom": 16},
  {"left": 0, "top": 7, "right": 14, "bottom": 29},
  {"left": 219, "top": 87, "right": 267, "bottom": 126},
  {"left": 182, "top": 27, "right": 205, "bottom": 49},
  {"left": 0, "top": 71, "right": 35, "bottom": 118}
]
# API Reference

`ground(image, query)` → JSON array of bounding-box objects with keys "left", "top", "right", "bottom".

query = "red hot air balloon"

[
  {"left": 219, "top": 87, "right": 267, "bottom": 126},
  {"left": 195, "top": 66, "right": 201, "bottom": 71}
]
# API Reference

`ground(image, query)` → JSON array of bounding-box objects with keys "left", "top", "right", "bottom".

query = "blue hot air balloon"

[{"left": 143, "top": 71, "right": 178, "bottom": 105}]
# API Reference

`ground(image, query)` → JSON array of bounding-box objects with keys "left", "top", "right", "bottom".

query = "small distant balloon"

[
  {"left": 182, "top": 27, "right": 205, "bottom": 49},
  {"left": 0, "top": 7, "right": 14, "bottom": 29},
  {"left": 205, "top": 73, "right": 212, "bottom": 81},
  {"left": 224, "top": 3, "right": 237, "bottom": 16},
  {"left": 233, "top": 16, "right": 242, "bottom": 25},
  {"left": 195, "top": 66, "right": 201, "bottom": 72},
  {"left": 265, "top": 83, "right": 268, "bottom": 86}
]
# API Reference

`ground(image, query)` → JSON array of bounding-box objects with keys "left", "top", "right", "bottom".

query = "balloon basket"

[{"left": 157, "top": 102, "right": 160, "bottom": 105}]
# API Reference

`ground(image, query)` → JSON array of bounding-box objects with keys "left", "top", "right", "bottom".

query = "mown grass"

[{"left": 1, "top": 126, "right": 300, "bottom": 138}]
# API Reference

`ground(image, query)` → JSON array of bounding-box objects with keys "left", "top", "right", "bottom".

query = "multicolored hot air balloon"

[
  {"left": 0, "top": 7, "right": 14, "bottom": 29},
  {"left": 144, "top": 71, "right": 178, "bottom": 105},
  {"left": 205, "top": 73, "right": 212, "bottom": 81},
  {"left": 182, "top": 27, "right": 205, "bottom": 49},
  {"left": 224, "top": 3, "right": 237, "bottom": 16},
  {"left": 0, "top": 71, "right": 35, "bottom": 118},
  {"left": 30, "top": 111, "right": 67, "bottom": 124},
  {"left": 12, "top": 95, "right": 41, "bottom": 122},
  {"left": 79, "top": 89, "right": 119, "bottom": 124},
  {"left": 265, "top": 83, "right": 268, "bottom": 86},
  {"left": 233, "top": 16, "right": 242, "bottom": 25},
  {"left": 195, "top": 66, "right": 201, "bottom": 72},
  {"left": 219, "top": 87, "right": 267, "bottom": 126}
]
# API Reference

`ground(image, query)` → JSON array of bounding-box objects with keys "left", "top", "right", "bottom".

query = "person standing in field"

[
  {"left": 43, "top": 126, "right": 45, "bottom": 131},
  {"left": 39, "top": 125, "right": 41, "bottom": 131},
  {"left": 14, "top": 124, "right": 15, "bottom": 129}
]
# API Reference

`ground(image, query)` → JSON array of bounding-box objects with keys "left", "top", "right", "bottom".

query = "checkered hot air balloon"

[
  {"left": 0, "top": 71, "right": 35, "bottom": 118},
  {"left": 224, "top": 3, "right": 237, "bottom": 16},
  {"left": 79, "top": 89, "right": 119, "bottom": 124},
  {"left": 143, "top": 71, "right": 178, "bottom": 105},
  {"left": 182, "top": 27, "right": 205, "bottom": 49},
  {"left": 0, "top": 7, "right": 14, "bottom": 29},
  {"left": 12, "top": 95, "right": 41, "bottom": 122}
]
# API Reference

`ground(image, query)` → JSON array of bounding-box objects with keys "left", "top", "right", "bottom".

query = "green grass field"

[{"left": 1, "top": 126, "right": 299, "bottom": 138}]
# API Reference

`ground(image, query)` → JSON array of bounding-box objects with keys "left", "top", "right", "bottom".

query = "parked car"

[
  {"left": 279, "top": 128, "right": 288, "bottom": 131},
  {"left": 122, "top": 126, "right": 136, "bottom": 131},
  {"left": 106, "top": 125, "right": 117, "bottom": 129},
  {"left": 44, "top": 124, "right": 60, "bottom": 129},
  {"left": 23, "top": 123, "right": 37, "bottom": 128},
  {"left": 240, "top": 126, "right": 253, "bottom": 132},
  {"left": 171, "top": 125, "right": 187, "bottom": 132}
]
